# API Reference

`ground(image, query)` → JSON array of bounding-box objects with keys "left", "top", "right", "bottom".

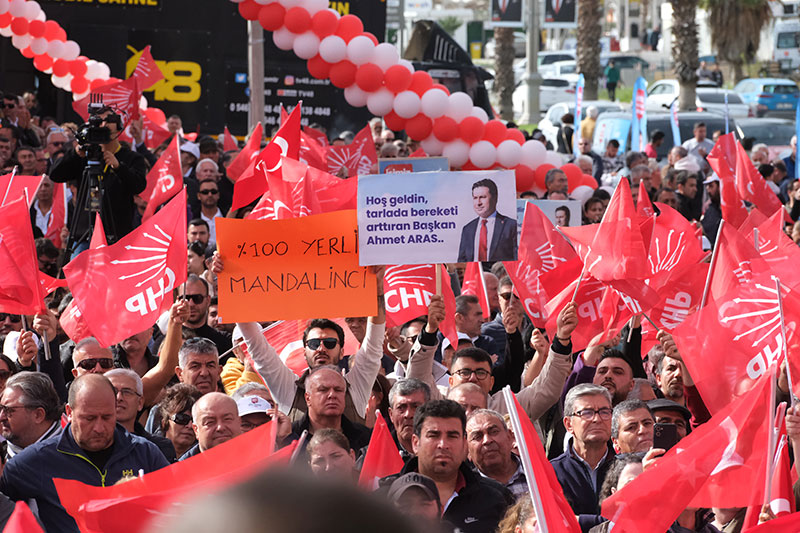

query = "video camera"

[{"left": 75, "top": 100, "right": 117, "bottom": 212}]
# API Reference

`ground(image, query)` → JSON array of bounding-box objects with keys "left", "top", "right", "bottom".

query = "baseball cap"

[
  {"left": 180, "top": 141, "right": 200, "bottom": 160},
  {"left": 647, "top": 398, "right": 692, "bottom": 421},
  {"left": 236, "top": 395, "right": 273, "bottom": 417},
  {"left": 387, "top": 473, "right": 441, "bottom": 508},
  {"left": 441, "top": 332, "right": 472, "bottom": 352},
  {"left": 703, "top": 174, "right": 720, "bottom": 185}
]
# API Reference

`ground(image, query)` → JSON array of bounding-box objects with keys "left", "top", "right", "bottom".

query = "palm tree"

[
  {"left": 703, "top": 0, "right": 771, "bottom": 83},
  {"left": 493, "top": 27, "right": 515, "bottom": 120},
  {"left": 576, "top": 0, "right": 602, "bottom": 99},
  {"left": 669, "top": 0, "right": 699, "bottom": 110}
]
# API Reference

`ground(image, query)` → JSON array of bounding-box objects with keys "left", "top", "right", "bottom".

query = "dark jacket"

[
  {"left": 457, "top": 213, "right": 518, "bottom": 263},
  {"left": 134, "top": 422, "right": 176, "bottom": 462},
  {"left": 551, "top": 441, "right": 616, "bottom": 532},
  {"left": 178, "top": 442, "right": 202, "bottom": 461},
  {"left": 17, "top": 336, "right": 68, "bottom": 403},
  {"left": 291, "top": 413, "right": 372, "bottom": 457},
  {"left": 701, "top": 200, "right": 722, "bottom": 246},
  {"left": 0, "top": 423, "right": 169, "bottom": 533},
  {"left": 49, "top": 144, "right": 147, "bottom": 243},
  {"left": 379, "top": 457, "right": 514, "bottom": 533}
]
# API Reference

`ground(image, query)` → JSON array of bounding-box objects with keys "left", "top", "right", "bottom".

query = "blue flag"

[
  {"left": 670, "top": 100, "right": 681, "bottom": 146},
  {"left": 573, "top": 74, "right": 585, "bottom": 158},
  {"left": 630, "top": 77, "right": 647, "bottom": 152}
]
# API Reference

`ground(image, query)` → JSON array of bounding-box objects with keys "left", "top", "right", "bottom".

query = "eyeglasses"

[
  {"left": 49, "top": 141, "right": 65, "bottom": 147},
  {"left": 453, "top": 368, "right": 491, "bottom": 380},
  {"left": 170, "top": 412, "right": 192, "bottom": 426},
  {"left": 0, "top": 313, "right": 21, "bottom": 323},
  {"left": 199, "top": 189, "right": 219, "bottom": 195},
  {"left": 76, "top": 358, "right": 114, "bottom": 371},
  {"left": 3, "top": 104, "right": 15, "bottom": 109},
  {"left": 179, "top": 294, "right": 205, "bottom": 304},
  {"left": 0, "top": 404, "right": 32, "bottom": 416},
  {"left": 115, "top": 387, "right": 141, "bottom": 398},
  {"left": 306, "top": 337, "right": 339, "bottom": 350},
  {"left": 570, "top": 407, "right": 613, "bottom": 421}
]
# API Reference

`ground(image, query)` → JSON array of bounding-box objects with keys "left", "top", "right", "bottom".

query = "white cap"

[
  {"left": 236, "top": 395, "right": 273, "bottom": 417},
  {"left": 441, "top": 332, "right": 472, "bottom": 352},
  {"left": 180, "top": 141, "right": 200, "bottom": 160}
]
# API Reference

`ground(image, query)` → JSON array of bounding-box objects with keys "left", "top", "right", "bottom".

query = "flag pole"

[
  {"left": 1, "top": 166, "right": 17, "bottom": 205},
  {"left": 773, "top": 276, "right": 796, "bottom": 408},
  {"left": 700, "top": 219, "right": 725, "bottom": 309},
  {"left": 641, "top": 312, "right": 659, "bottom": 331},
  {"left": 502, "top": 386, "right": 549, "bottom": 532},
  {"left": 289, "top": 430, "right": 308, "bottom": 465},
  {"left": 571, "top": 262, "right": 587, "bottom": 303},
  {"left": 754, "top": 228, "right": 759, "bottom": 252},
  {"left": 765, "top": 360, "right": 778, "bottom": 506},
  {"left": 435, "top": 264, "right": 442, "bottom": 296}
]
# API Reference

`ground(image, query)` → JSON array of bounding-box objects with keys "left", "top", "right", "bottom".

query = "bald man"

[
  {"left": 0, "top": 374, "right": 169, "bottom": 532},
  {"left": 180, "top": 392, "right": 243, "bottom": 460},
  {"left": 447, "top": 382, "right": 488, "bottom": 417}
]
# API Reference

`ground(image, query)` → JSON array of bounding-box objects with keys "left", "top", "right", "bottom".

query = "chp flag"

[{"left": 63, "top": 190, "right": 187, "bottom": 347}]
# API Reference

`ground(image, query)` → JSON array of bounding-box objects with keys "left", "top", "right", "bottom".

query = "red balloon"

[
  {"left": 307, "top": 55, "right": 331, "bottom": 79},
  {"left": 311, "top": 10, "right": 338, "bottom": 38},
  {"left": 43, "top": 20, "right": 61, "bottom": 41},
  {"left": 405, "top": 114, "right": 432, "bottom": 141},
  {"left": 90, "top": 78, "right": 110, "bottom": 91},
  {"left": 534, "top": 163, "right": 555, "bottom": 190},
  {"left": 505, "top": 128, "right": 525, "bottom": 145},
  {"left": 69, "top": 59, "right": 88, "bottom": 77},
  {"left": 33, "top": 54, "right": 53, "bottom": 71},
  {"left": 71, "top": 77, "right": 89, "bottom": 94},
  {"left": 28, "top": 20, "right": 45, "bottom": 38},
  {"left": 431, "top": 83, "right": 450, "bottom": 96},
  {"left": 581, "top": 174, "right": 599, "bottom": 189},
  {"left": 238, "top": 0, "right": 262, "bottom": 20},
  {"left": 515, "top": 165, "right": 535, "bottom": 192},
  {"left": 461, "top": 161, "right": 479, "bottom": 171},
  {"left": 329, "top": 60, "right": 357, "bottom": 88},
  {"left": 10, "top": 17, "right": 29, "bottom": 36},
  {"left": 383, "top": 110, "right": 406, "bottom": 132},
  {"left": 362, "top": 32, "right": 378, "bottom": 45},
  {"left": 355, "top": 63, "right": 383, "bottom": 92},
  {"left": 335, "top": 15, "right": 363, "bottom": 41},
  {"left": 0, "top": 13, "right": 11, "bottom": 28},
  {"left": 482, "top": 120, "right": 506, "bottom": 146},
  {"left": 408, "top": 71, "right": 433, "bottom": 96},
  {"left": 560, "top": 163, "right": 583, "bottom": 193},
  {"left": 460, "top": 116, "right": 485, "bottom": 144},
  {"left": 52, "top": 59, "right": 70, "bottom": 77},
  {"left": 384, "top": 64, "right": 411, "bottom": 93},
  {"left": 258, "top": 3, "right": 286, "bottom": 32},
  {"left": 20, "top": 46, "right": 34, "bottom": 58},
  {"left": 284, "top": 7, "right": 312, "bottom": 34},
  {"left": 432, "top": 116, "right": 458, "bottom": 142}
]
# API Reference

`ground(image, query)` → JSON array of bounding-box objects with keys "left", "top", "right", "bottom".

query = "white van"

[{"left": 773, "top": 20, "right": 800, "bottom": 70}]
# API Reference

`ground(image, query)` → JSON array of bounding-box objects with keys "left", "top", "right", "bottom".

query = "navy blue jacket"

[
  {"left": 551, "top": 442, "right": 616, "bottom": 532},
  {"left": 0, "top": 423, "right": 170, "bottom": 533}
]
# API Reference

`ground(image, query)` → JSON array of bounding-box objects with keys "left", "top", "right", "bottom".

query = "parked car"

[
  {"left": 646, "top": 79, "right": 719, "bottom": 112},
  {"left": 592, "top": 111, "right": 736, "bottom": 161},
  {"left": 484, "top": 32, "right": 527, "bottom": 58},
  {"left": 539, "top": 100, "right": 625, "bottom": 148},
  {"left": 733, "top": 77, "right": 799, "bottom": 117},
  {"left": 735, "top": 117, "right": 795, "bottom": 160},
  {"left": 512, "top": 77, "right": 576, "bottom": 118},
  {"left": 539, "top": 60, "right": 578, "bottom": 78},
  {"left": 600, "top": 54, "right": 650, "bottom": 72},
  {"left": 695, "top": 88, "right": 752, "bottom": 118}
]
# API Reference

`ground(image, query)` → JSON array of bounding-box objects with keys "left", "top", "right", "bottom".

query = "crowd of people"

[{"left": 0, "top": 84, "right": 797, "bottom": 533}]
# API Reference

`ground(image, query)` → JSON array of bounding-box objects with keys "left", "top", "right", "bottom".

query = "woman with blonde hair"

[{"left": 496, "top": 497, "right": 538, "bottom": 533}]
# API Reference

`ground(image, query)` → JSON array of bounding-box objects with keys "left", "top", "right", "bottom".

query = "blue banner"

[
  {"left": 573, "top": 73, "right": 585, "bottom": 158},
  {"left": 631, "top": 77, "right": 647, "bottom": 152},
  {"left": 670, "top": 100, "right": 681, "bottom": 146}
]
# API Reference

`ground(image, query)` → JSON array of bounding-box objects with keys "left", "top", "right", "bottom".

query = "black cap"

[
  {"left": 387, "top": 473, "right": 441, "bottom": 508},
  {"left": 647, "top": 398, "right": 692, "bottom": 421}
]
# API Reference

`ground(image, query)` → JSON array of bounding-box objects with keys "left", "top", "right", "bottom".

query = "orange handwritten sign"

[{"left": 217, "top": 210, "right": 377, "bottom": 322}]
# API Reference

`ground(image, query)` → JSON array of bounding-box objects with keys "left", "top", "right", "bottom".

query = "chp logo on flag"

[{"left": 116, "top": 223, "right": 179, "bottom": 316}]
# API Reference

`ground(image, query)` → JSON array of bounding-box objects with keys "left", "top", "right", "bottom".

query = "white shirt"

[
  {"left": 201, "top": 208, "right": 222, "bottom": 248},
  {"left": 682, "top": 137, "right": 714, "bottom": 160},
  {"left": 32, "top": 199, "right": 52, "bottom": 236},
  {"left": 471, "top": 212, "right": 497, "bottom": 262}
]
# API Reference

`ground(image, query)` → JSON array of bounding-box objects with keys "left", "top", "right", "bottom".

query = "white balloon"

[
  {"left": 520, "top": 140, "right": 547, "bottom": 169},
  {"left": 253, "top": 0, "right": 272, "bottom": 4},
  {"left": 140, "top": 95, "right": 148, "bottom": 109},
  {"left": 344, "top": 85, "right": 368, "bottom": 107},
  {"left": 371, "top": 42, "right": 399, "bottom": 71},
  {"left": 95, "top": 62, "right": 111, "bottom": 80},
  {"left": 421, "top": 135, "right": 444, "bottom": 156},
  {"left": 393, "top": 90, "right": 420, "bottom": 119},
  {"left": 11, "top": 34, "right": 31, "bottom": 49},
  {"left": 46, "top": 39, "right": 64, "bottom": 59},
  {"left": 0, "top": 25, "right": 12, "bottom": 37},
  {"left": 0, "top": 0, "right": 10, "bottom": 15},
  {"left": 8, "top": 0, "right": 25, "bottom": 17},
  {"left": 85, "top": 60, "right": 101, "bottom": 79},
  {"left": 366, "top": 88, "right": 394, "bottom": 116},
  {"left": 279, "top": 0, "right": 302, "bottom": 9},
  {"left": 293, "top": 32, "right": 320, "bottom": 59},
  {"left": 346, "top": 35, "right": 374, "bottom": 66},
  {"left": 34, "top": 10, "right": 43, "bottom": 20},
  {"left": 230, "top": 0, "right": 246, "bottom": 3},
  {"left": 398, "top": 59, "right": 414, "bottom": 73},
  {"left": 62, "top": 40, "right": 80, "bottom": 60},
  {"left": 446, "top": 92, "right": 473, "bottom": 122},
  {"left": 29, "top": 37, "right": 47, "bottom": 55},
  {"left": 51, "top": 73, "right": 72, "bottom": 89},
  {"left": 570, "top": 185, "right": 595, "bottom": 204},
  {"left": 318, "top": 35, "right": 346, "bottom": 63},
  {"left": 470, "top": 106, "right": 489, "bottom": 123},
  {"left": 301, "top": 0, "right": 328, "bottom": 15},
  {"left": 496, "top": 140, "right": 522, "bottom": 168},
  {"left": 469, "top": 140, "right": 497, "bottom": 169},
  {"left": 442, "top": 140, "right": 470, "bottom": 168},
  {"left": 23, "top": 0, "right": 40, "bottom": 20},
  {"left": 272, "top": 27, "right": 296, "bottom": 50},
  {"left": 420, "top": 89, "right": 449, "bottom": 119},
  {"left": 73, "top": 90, "right": 89, "bottom": 101},
  {"left": 544, "top": 151, "right": 563, "bottom": 167}
]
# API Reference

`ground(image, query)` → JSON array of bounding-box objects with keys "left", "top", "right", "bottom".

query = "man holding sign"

[{"left": 457, "top": 179, "right": 517, "bottom": 263}]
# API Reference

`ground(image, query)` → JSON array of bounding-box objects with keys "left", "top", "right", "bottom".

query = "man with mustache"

[
  {"left": 592, "top": 350, "right": 634, "bottom": 406},
  {"left": 466, "top": 409, "right": 528, "bottom": 499},
  {"left": 654, "top": 351, "right": 686, "bottom": 406}
]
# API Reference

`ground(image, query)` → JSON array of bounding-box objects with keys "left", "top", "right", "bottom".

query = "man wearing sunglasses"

[
  {"left": 196, "top": 178, "right": 222, "bottom": 248},
  {"left": 0, "top": 313, "right": 21, "bottom": 337},
  {"left": 44, "top": 129, "right": 69, "bottom": 173},
  {"left": 175, "top": 275, "right": 232, "bottom": 358},
  {"left": 0, "top": 372, "right": 62, "bottom": 462}
]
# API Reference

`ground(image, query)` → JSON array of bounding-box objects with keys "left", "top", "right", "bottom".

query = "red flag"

[
  {"left": 734, "top": 141, "right": 789, "bottom": 222},
  {"left": 55, "top": 421, "right": 296, "bottom": 533},
  {"left": 247, "top": 156, "right": 317, "bottom": 221},
  {"left": 743, "top": 513, "right": 800, "bottom": 532},
  {"left": 73, "top": 77, "right": 141, "bottom": 122},
  {"left": 303, "top": 126, "right": 328, "bottom": 147},
  {"left": 299, "top": 130, "right": 328, "bottom": 171},
  {"left": 226, "top": 122, "right": 263, "bottom": 182},
  {"left": 0, "top": 197, "right": 46, "bottom": 315},
  {"left": 131, "top": 45, "right": 165, "bottom": 91},
  {"left": 90, "top": 213, "right": 108, "bottom": 250},
  {"left": 749, "top": 208, "right": 800, "bottom": 285},
  {"left": 461, "top": 263, "right": 490, "bottom": 318},
  {"left": 383, "top": 264, "right": 458, "bottom": 350},
  {"left": 602, "top": 376, "right": 772, "bottom": 532},
  {"left": 709, "top": 222, "right": 770, "bottom": 302},
  {"left": 507, "top": 390, "right": 581, "bottom": 532},
  {"left": 45, "top": 182, "right": 68, "bottom": 248},
  {"left": 232, "top": 106, "right": 302, "bottom": 210},
  {"left": 38, "top": 271, "right": 67, "bottom": 295},
  {"left": 358, "top": 411, "right": 405, "bottom": 489},
  {"left": 141, "top": 135, "right": 182, "bottom": 221},
  {"left": 708, "top": 134, "right": 750, "bottom": 228},
  {"left": 0, "top": 174, "right": 43, "bottom": 207},
  {"left": 637, "top": 183, "right": 654, "bottom": 218},
  {"left": 63, "top": 191, "right": 187, "bottom": 347},
  {"left": 314, "top": 174, "right": 357, "bottom": 214},
  {"left": 223, "top": 126, "right": 238, "bottom": 152},
  {"left": 60, "top": 216, "right": 105, "bottom": 342},
  {"left": 140, "top": 108, "right": 172, "bottom": 150},
  {"left": 4, "top": 501, "right": 43, "bottom": 533},
  {"left": 409, "top": 147, "right": 426, "bottom": 157},
  {"left": 326, "top": 126, "right": 378, "bottom": 177},
  {"left": 743, "top": 436, "right": 795, "bottom": 529}
]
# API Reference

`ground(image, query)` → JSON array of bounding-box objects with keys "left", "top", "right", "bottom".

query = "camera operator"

[{"left": 50, "top": 107, "right": 147, "bottom": 254}]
